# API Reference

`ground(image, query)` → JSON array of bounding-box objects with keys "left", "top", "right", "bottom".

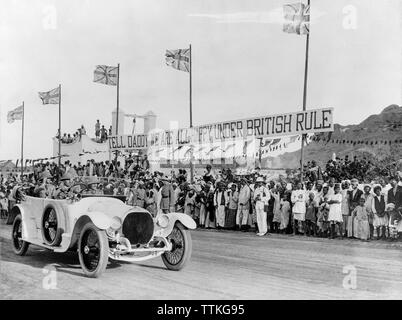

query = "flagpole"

[
  {"left": 189, "top": 44, "right": 194, "bottom": 183},
  {"left": 58, "top": 84, "right": 62, "bottom": 181},
  {"left": 115, "top": 63, "right": 120, "bottom": 165},
  {"left": 21, "top": 101, "right": 25, "bottom": 177},
  {"left": 300, "top": 0, "right": 310, "bottom": 183}
]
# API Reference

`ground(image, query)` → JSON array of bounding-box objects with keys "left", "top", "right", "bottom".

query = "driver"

[{"left": 54, "top": 174, "right": 81, "bottom": 199}]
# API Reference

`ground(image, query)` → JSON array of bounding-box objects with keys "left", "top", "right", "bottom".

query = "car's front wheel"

[
  {"left": 11, "top": 214, "right": 29, "bottom": 256},
  {"left": 78, "top": 222, "right": 109, "bottom": 278},
  {"left": 162, "top": 222, "right": 192, "bottom": 271}
]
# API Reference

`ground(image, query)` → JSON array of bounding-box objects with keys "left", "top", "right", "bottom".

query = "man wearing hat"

[
  {"left": 160, "top": 177, "right": 174, "bottom": 213},
  {"left": 291, "top": 181, "right": 307, "bottom": 235},
  {"left": 184, "top": 185, "right": 197, "bottom": 220},
  {"left": 134, "top": 181, "right": 146, "bottom": 208},
  {"left": 171, "top": 182, "right": 180, "bottom": 212},
  {"left": 237, "top": 178, "right": 251, "bottom": 231},
  {"left": 126, "top": 181, "right": 137, "bottom": 206},
  {"left": 214, "top": 182, "right": 228, "bottom": 229},
  {"left": 225, "top": 183, "right": 239, "bottom": 229},
  {"left": 253, "top": 177, "right": 270, "bottom": 236},
  {"left": 203, "top": 164, "right": 215, "bottom": 184},
  {"left": 348, "top": 178, "right": 363, "bottom": 214},
  {"left": 34, "top": 171, "right": 55, "bottom": 198},
  {"left": 54, "top": 173, "right": 72, "bottom": 199},
  {"left": 372, "top": 185, "right": 388, "bottom": 239},
  {"left": 387, "top": 177, "right": 402, "bottom": 211},
  {"left": 362, "top": 184, "right": 374, "bottom": 239}
]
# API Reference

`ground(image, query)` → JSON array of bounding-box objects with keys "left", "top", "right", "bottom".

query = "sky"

[{"left": 0, "top": 0, "right": 401, "bottom": 160}]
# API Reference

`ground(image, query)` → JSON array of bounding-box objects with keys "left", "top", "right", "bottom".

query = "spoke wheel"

[
  {"left": 41, "top": 207, "right": 62, "bottom": 246},
  {"left": 11, "top": 214, "right": 29, "bottom": 256},
  {"left": 162, "top": 222, "right": 192, "bottom": 271},
  {"left": 78, "top": 222, "right": 109, "bottom": 278}
]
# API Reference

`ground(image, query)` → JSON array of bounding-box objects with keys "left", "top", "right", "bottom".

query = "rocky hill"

[{"left": 264, "top": 105, "right": 402, "bottom": 169}]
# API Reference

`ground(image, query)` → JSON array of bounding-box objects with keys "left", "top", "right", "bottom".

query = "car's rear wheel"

[
  {"left": 12, "top": 214, "right": 29, "bottom": 256},
  {"left": 162, "top": 222, "right": 192, "bottom": 271},
  {"left": 78, "top": 222, "right": 109, "bottom": 278}
]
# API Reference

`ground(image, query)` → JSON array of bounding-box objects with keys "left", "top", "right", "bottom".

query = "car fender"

[
  {"left": 78, "top": 211, "right": 114, "bottom": 230},
  {"left": 7, "top": 204, "right": 25, "bottom": 225},
  {"left": 156, "top": 212, "right": 196, "bottom": 238},
  {"left": 68, "top": 211, "right": 115, "bottom": 249}
]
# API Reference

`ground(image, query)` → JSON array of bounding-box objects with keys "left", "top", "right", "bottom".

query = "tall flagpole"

[
  {"left": 115, "top": 63, "right": 120, "bottom": 165},
  {"left": 21, "top": 101, "right": 25, "bottom": 177},
  {"left": 300, "top": 0, "right": 310, "bottom": 182},
  {"left": 116, "top": 63, "right": 120, "bottom": 135},
  {"left": 58, "top": 84, "right": 62, "bottom": 181},
  {"left": 189, "top": 44, "right": 194, "bottom": 183}
]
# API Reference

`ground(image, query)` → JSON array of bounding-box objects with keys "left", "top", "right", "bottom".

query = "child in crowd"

[
  {"left": 372, "top": 186, "right": 388, "bottom": 240},
  {"left": 317, "top": 186, "right": 330, "bottom": 237},
  {"left": 352, "top": 197, "right": 370, "bottom": 241},
  {"left": 305, "top": 192, "right": 318, "bottom": 236},
  {"left": 327, "top": 184, "right": 343, "bottom": 239}
]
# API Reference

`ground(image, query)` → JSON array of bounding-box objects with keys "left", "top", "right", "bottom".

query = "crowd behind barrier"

[{"left": 1, "top": 155, "right": 402, "bottom": 241}]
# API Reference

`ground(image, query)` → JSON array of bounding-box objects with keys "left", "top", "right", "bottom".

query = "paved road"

[{"left": 1, "top": 220, "right": 402, "bottom": 300}]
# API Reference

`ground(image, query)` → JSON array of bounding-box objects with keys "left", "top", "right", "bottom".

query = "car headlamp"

[
  {"left": 110, "top": 217, "right": 122, "bottom": 230},
  {"left": 156, "top": 215, "right": 169, "bottom": 228},
  {"left": 106, "top": 227, "right": 117, "bottom": 239}
]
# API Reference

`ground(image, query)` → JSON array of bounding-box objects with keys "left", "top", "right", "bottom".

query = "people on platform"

[{"left": 95, "top": 120, "right": 101, "bottom": 141}]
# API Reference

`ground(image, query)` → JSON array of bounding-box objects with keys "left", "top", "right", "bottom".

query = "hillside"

[{"left": 264, "top": 105, "right": 402, "bottom": 169}]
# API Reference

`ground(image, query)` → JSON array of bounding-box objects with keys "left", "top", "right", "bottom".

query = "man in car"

[
  {"left": 54, "top": 174, "right": 81, "bottom": 199},
  {"left": 34, "top": 172, "right": 56, "bottom": 198}
]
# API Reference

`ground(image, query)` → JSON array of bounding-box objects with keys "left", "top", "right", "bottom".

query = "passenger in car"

[{"left": 34, "top": 173, "right": 56, "bottom": 198}]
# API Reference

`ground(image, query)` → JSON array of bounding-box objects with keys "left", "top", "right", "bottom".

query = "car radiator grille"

[{"left": 122, "top": 212, "right": 154, "bottom": 245}]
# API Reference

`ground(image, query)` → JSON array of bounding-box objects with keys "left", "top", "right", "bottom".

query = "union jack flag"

[
  {"left": 283, "top": 2, "right": 310, "bottom": 35},
  {"left": 93, "top": 65, "right": 118, "bottom": 86},
  {"left": 7, "top": 105, "right": 23, "bottom": 123},
  {"left": 165, "top": 49, "right": 190, "bottom": 72},
  {"left": 38, "top": 87, "right": 60, "bottom": 104}
]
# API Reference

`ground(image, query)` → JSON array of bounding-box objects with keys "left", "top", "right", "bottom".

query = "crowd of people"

[
  {"left": 1, "top": 156, "right": 402, "bottom": 242},
  {"left": 304, "top": 155, "right": 398, "bottom": 184}
]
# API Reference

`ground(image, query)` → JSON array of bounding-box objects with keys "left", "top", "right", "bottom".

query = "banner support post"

[
  {"left": 189, "top": 44, "right": 194, "bottom": 183},
  {"left": 21, "top": 101, "right": 25, "bottom": 178},
  {"left": 58, "top": 84, "right": 62, "bottom": 182},
  {"left": 300, "top": 0, "right": 310, "bottom": 183},
  {"left": 115, "top": 63, "right": 120, "bottom": 166}
]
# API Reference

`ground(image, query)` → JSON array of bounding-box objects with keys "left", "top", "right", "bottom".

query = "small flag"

[
  {"left": 165, "top": 49, "right": 190, "bottom": 72},
  {"left": 93, "top": 65, "right": 118, "bottom": 86},
  {"left": 38, "top": 87, "right": 60, "bottom": 104},
  {"left": 283, "top": 2, "right": 310, "bottom": 35},
  {"left": 7, "top": 105, "right": 23, "bottom": 123}
]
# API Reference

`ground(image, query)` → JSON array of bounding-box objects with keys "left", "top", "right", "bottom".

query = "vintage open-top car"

[{"left": 10, "top": 185, "right": 196, "bottom": 278}]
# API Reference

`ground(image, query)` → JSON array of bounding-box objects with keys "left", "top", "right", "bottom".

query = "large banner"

[{"left": 108, "top": 107, "right": 333, "bottom": 151}]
